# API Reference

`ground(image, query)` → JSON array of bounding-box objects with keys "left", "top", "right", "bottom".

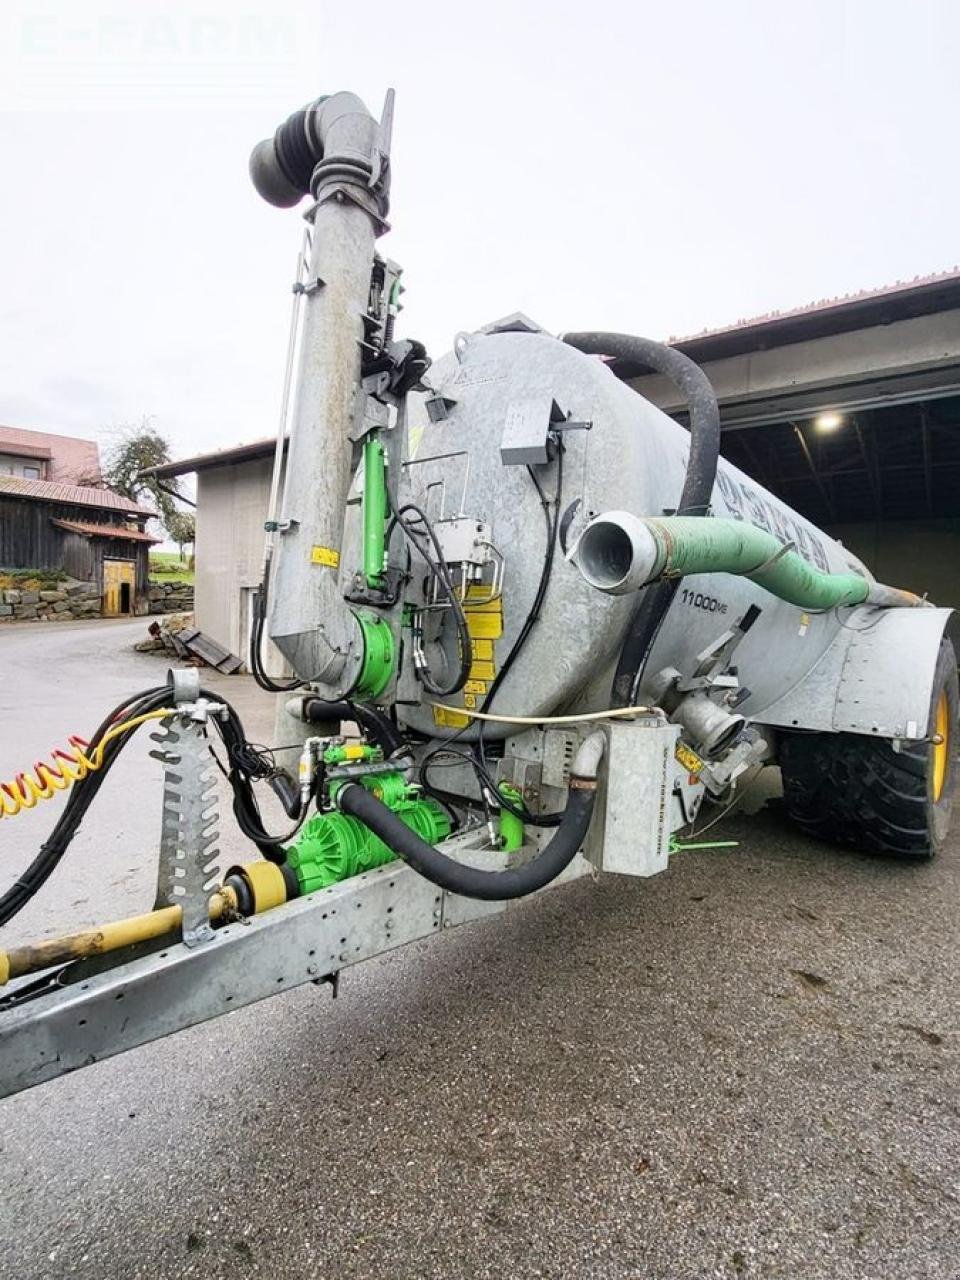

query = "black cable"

[
  {"left": 249, "top": 558, "right": 304, "bottom": 694},
  {"left": 0, "top": 682, "right": 316, "bottom": 928},
  {"left": 389, "top": 497, "right": 472, "bottom": 695},
  {"left": 480, "top": 454, "right": 562, "bottom": 720},
  {"left": 202, "top": 694, "right": 307, "bottom": 859},
  {"left": 419, "top": 744, "right": 563, "bottom": 828},
  {"left": 405, "top": 449, "right": 564, "bottom": 828},
  {"left": 473, "top": 447, "right": 564, "bottom": 791}
]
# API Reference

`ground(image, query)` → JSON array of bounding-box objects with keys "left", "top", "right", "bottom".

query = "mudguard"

[{"left": 756, "top": 605, "right": 955, "bottom": 740}]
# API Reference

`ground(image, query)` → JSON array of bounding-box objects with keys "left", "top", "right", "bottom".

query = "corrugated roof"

[
  {"left": 0, "top": 474, "right": 155, "bottom": 515},
  {"left": 141, "top": 435, "right": 283, "bottom": 480},
  {"left": 50, "top": 517, "right": 159, "bottom": 544},
  {"left": 0, "top": 424, "right": 101, "bottom": 484},
  {"left": 665, "top": 267, "right": 960, "bottom": 363}
]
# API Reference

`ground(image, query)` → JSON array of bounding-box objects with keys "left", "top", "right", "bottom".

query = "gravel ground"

[{"left": 0, "top": 619, "right": 958, "bottom": 1279}]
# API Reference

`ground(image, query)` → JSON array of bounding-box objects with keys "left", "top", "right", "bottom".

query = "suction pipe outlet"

[{"left": 568, "top": 511, "right": 662, "bottom": 595}]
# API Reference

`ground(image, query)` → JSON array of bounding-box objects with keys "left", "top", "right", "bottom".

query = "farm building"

[
  {"left": 142, "top": 437, "right": 287, "bottom": 673},
  {"left": 630, "top": 269, "right": 960, "bottom": 608},
  {"left": 0, "top": 423, "right": 101, "bottom": 485},
  {"left": 0, "top": 475, "right": 157, "bottom": 616}
]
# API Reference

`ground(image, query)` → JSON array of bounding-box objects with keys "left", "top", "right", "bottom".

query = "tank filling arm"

[{"left": 250, "top": 92, "right": 395, "bottom": 694}]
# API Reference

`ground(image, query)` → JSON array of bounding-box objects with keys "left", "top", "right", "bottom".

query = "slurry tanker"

[{"left": 0, "top": 91, "right": 954, "bottom": 1098}]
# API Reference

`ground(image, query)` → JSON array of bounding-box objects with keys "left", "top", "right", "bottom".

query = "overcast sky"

[{"left": 1, "top": 0, "right": 958, "bottom": 468}]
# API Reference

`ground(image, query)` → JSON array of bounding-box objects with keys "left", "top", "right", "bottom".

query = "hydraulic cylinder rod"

[
  {"left": 362, "top": 435, "right": 387, "bottom": 588},
  {"left": 571, "top": 513, "right": 925, "bottom": 610}
]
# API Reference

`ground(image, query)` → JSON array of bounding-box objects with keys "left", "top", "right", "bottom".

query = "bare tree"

[{"left": 100, "top": 418, "right": 183, "bottom": 526}]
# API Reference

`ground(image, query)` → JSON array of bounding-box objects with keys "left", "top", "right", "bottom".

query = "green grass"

[
  {"left": 0, "top": 566, "right": 67, "bottom": 590},
  {"left": 149, "top": 552, "right": 195, "bottom": 585}
]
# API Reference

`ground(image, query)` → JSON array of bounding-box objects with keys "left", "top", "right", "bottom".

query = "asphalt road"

[{"left": 0, "top": 619, "right": 958, "bottom": 1280}]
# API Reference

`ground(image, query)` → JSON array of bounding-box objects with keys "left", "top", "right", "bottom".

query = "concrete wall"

[
  {"left": 194, "top": 457, "right": 286, "bottom": 674},
  {"left": 825, "top": 518, "right": 960, "bottom": 611}
]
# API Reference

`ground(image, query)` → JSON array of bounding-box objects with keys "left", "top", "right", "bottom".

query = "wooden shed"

[{"left": 0, "top": 476, "right": 157, "bottom": 615}]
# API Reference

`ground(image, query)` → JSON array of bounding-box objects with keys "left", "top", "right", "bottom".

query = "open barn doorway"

[{"left": 103, "top": 559, "right": 136, "bottom": 616}]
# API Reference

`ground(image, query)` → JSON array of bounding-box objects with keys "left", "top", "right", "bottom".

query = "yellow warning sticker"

[
  {"left": 429, "top": 584, "right": 501, "bottom": 729},
  {"left": 311, "top": 545, "right": 340, "bottom": 569},
  {"left": 432, "top": 704, "right": 470, "bottom": 729},
  {"left": 464, "top": 612, "right": 502, "bottom": 640},
  {"left": 464, "top": 584, "right": 503, "bottom": 639},
  {"left": 675, "top": 740, "right": 705, "bottom": 778},
  {"left": 463, "top": 594, "right": 501, "bottom": 613}
]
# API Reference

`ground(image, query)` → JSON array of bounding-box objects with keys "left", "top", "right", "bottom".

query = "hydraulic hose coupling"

[{"left": 249, "top": 90, "right": 391, "bottom": 211}]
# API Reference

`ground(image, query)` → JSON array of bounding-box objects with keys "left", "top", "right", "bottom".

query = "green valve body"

[
  {"left": 353, "top": 612, "right": 395, "bottom": 699},
  {"left": 286, "top": 774, "right": 451, "bottom": 896},
  {"left": 323, "top": 743, "right": 382, "bottom": 765},
  {"left": 497, "top": 783, "right": 524, "bottom": 852}
]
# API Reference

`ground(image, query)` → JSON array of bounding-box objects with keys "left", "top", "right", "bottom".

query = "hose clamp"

[
  {"left": 568, "top": 776, "right": 598, "bottom": 792},
  {"left": 746, "top": 539, "right": 795, "bottom": 579}
]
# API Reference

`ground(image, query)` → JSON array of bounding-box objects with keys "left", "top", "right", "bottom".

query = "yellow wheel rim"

[{"left": 932, "top": 691, "right": 949, "bottom": 802}]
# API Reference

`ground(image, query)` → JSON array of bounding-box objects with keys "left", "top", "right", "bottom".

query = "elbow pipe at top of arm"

[
  {"left": 336, "top": 731, "right": 606, "bottom": 901},
  {"left": 249, "top": 91, "right": 384, "bottom": 208}
]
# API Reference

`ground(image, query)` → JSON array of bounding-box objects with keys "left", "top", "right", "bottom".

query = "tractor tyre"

[{"left": 779, "top": 637, "right": 958, "bottom": 860}]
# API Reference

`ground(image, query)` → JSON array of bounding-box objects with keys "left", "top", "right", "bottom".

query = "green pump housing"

[{"left": 286, "top": 773, "right": 451, "bottom": 896}]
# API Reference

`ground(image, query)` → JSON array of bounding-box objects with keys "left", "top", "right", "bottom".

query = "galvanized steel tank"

[{"left": 394, "top": 327, "right": 872, "bottom": 740}]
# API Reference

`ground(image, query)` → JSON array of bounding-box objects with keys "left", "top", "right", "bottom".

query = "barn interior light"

[{"left": 814, "top": 411, "right": 843, "bottom": 433}]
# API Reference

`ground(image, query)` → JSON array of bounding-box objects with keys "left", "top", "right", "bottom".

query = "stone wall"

[
  {"left": 148, "top": 581, "right": 195, "bottom": 614},
  {"left": 0, "top": 580, "right": 101, "bottom": 622},
  {"left": 0, "top": 578, "right": 195, "bottom": 622}
]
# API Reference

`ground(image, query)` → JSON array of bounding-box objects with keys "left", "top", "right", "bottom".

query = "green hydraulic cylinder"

[{"left": 362, "top": 435, "right": 387, "bottom": 589}]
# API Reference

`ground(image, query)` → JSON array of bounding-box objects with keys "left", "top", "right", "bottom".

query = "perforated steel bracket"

[{"left": 150, "top": 706, "right": 220, "bottom": 947}]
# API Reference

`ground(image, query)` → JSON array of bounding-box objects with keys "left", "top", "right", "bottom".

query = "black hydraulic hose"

[
  {"left": 337, "top": 738, "right": 602, "bottom": 901},
  {"left": 389, "top": 498, "right": 472, "bottom": 696},
  {"left": 302, "top": 698, "right": 410, "bottom": 759},
  {"left": 561, "top": 332, "right": 722, "bottom": 706},
  {"left": 0, "top": 685, "right": 173, "bottom": 928},
  {"left": 250, "top": 561, "right": 303, "bottom": 694}
]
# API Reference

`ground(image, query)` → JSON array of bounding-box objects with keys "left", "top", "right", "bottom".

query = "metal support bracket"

[
  {"left": 149, "top": 671, "right": 221, "bottom": 946},
  {"left": 293, "top": 276, "right": 326, "bottom": 296}
]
